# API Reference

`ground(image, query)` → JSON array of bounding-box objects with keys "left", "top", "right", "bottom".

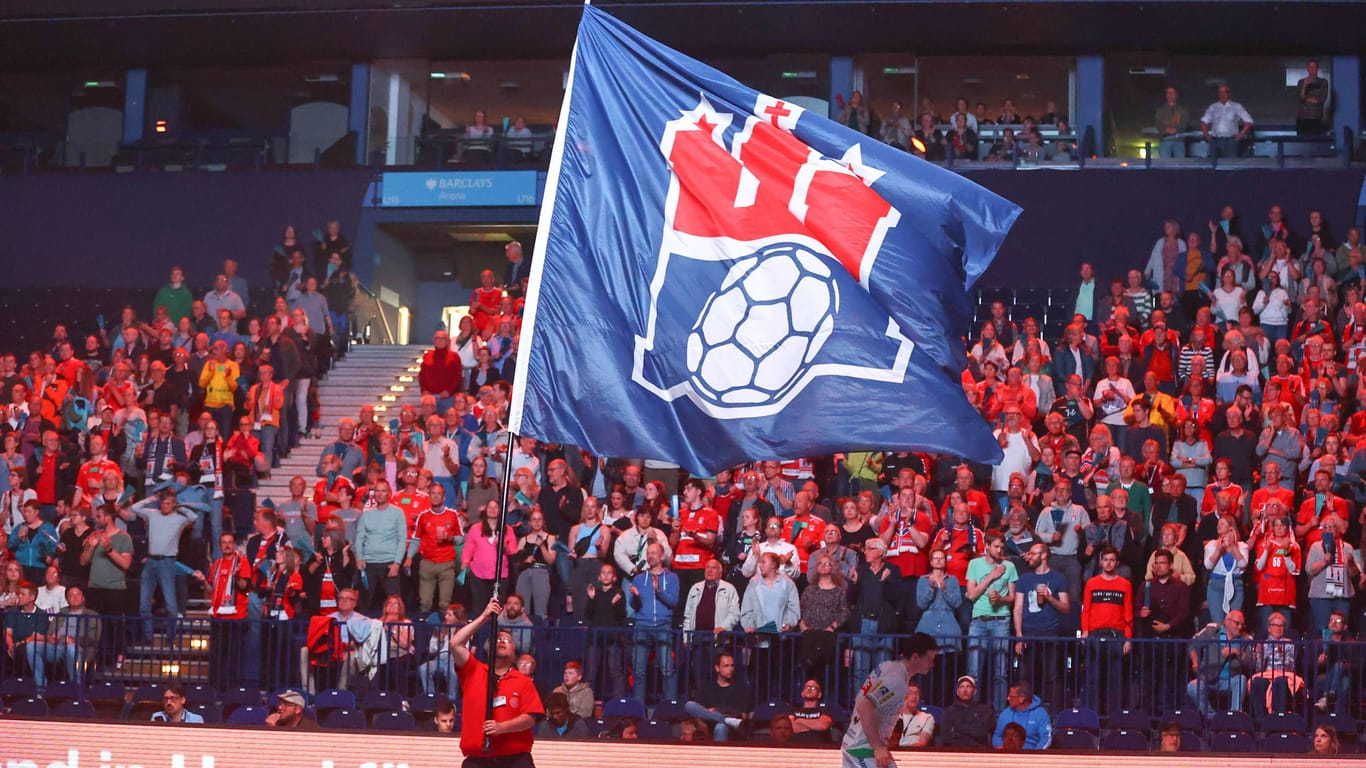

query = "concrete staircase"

[{"left": 255, "top": 344, "right": 427, "bottom": 505}]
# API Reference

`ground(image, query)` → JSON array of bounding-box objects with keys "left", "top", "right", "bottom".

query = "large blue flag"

[{"left": 509, "top": 6, "right": 1021, "bottom": 473}]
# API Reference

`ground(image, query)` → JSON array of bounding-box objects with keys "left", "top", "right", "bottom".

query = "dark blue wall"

[
  {"left": 2, "top": 167, "right": 1363, "bottom": 295},
  {"left": 964, "top": 167, "right": 1366, "bottom": 288},
  {"left": 0, "top": 169, "right": 374, "bottom": 291}
]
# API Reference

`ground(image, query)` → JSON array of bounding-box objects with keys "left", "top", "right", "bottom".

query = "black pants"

[
  {"left": 363, "top": 562, "right": 401, "bottom": 612},
  {"left": 463, "top": 753, "right": 535, "bottom": 768}
]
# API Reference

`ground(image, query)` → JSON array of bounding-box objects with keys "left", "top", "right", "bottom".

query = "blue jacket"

[
  {"left": 629, "top": 569, "right": 679, "bottom": 629},
  {"left": 992, "top": 695, "right": 1052, "bottom": 749},
  {"left": 7, "top": 522, "right": 60, "bottom": 569}
]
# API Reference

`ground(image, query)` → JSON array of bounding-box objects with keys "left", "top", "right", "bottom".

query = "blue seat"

[
  {"left": 1106, "top": 708, "right": 1150, "bottom": 731},
  {"left": 0, "top": 677, "right": 37, "bottom": 703},
  {"left": 651, "top": 700, "right": 686, "bottom": 721},
  {"left": 314, "top": 688, "right": 356, "bottom": 716},
  {"left": 1179, "top": 730, "right": 1206, "bottom": 752},
  {"left": 1210, "top": 731, "right": 1255, "bottom": 752},
  {"left": 43, "top": 680, "right": 83, "bottom": 705},
  {"left": 1056, "top": 706, "right": 1101, "bottom": 733},
  {"left": 8, "top": 697, "right": 49, "bottom": 717},
  {"left": 321, "top": 708, "right": 367, "bottom": 730},
  {"left": 1161, "top": 709, "right": 1203, "bottom": 732},
  {"left": 1260, "top": 712, "right": 1305, "bottom": 734},
  {"left": 1264, "top": 732, "right": 1307, "bottom": 753},
  {"left": 225, "top": 705, "right": 269, "bottom": 726},
  {"left": 639, "top": 720, "right": 673, "bottom": 740},
  {"left": 220, "top": 687, "right": 264, "bottom": 717},
  {"left": 1101, "top": 729, "right": 1150, "bottom": 751},
  {"left": 370, "top": 710, "right": 416, "bottom": 731},
  {"left": 360, "top": 689, "right": 403, "bottom": 714},
  {"left": 1053, "top": 727, "right": 1099, "bottom": 750},
  {"left": 752, "top": 700, "right": 789, "bottom": 723},
  {"left": 188, "top": 703, "right": 222, "bottom": 724},
  {"left": 602, "top": 697, "right": 646, "bottom": 721},
  {"left": 52, "top": 700, "right": 96, "bottom": 719},
  {"left": 184, "top": 684, "right": 217, "bottom": 705},
  {"left": 409, "top": 692, "right": 446, "bottom": 715},
  {"left": 585, "top": 718, "right": 606, "bottom": 737},
  {"left": 1208, "top": 710, "right": 1255, "bottom": 734}
]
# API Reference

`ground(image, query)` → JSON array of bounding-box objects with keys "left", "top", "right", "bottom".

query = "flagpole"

[{"left": 483, "top": 426, "right": 517, "bottom": 752}]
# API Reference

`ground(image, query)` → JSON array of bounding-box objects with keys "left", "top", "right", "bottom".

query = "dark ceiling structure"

[{"left": 3, "top": 1, "right": 1365, "bottom": 70}]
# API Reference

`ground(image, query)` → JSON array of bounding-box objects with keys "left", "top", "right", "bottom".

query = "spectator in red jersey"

[
  {"left": 940, "top": 465, "right": 992, "bottom": 529},
  {"left": 669, "top": 477, "right": 722, "bottom": 621},
  {"left": 420, "top": 329, "right": 463, "bottom": 416}
]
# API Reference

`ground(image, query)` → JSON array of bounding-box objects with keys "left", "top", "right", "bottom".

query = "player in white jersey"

[{"left": 841, "top": 632, "right": 940, "bottom": 768}]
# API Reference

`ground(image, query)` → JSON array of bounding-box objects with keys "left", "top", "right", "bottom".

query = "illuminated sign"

[{"left": 377, "top": 171, "right": 538, "bottom": 208}]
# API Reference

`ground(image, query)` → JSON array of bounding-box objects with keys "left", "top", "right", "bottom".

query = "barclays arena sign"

[{"left": 376, "top": 171, "right": 539, "bottom": 207}]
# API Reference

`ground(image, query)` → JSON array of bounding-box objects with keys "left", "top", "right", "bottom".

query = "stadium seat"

[
  {"left": 585, "top": 718, "right": 607, "bottom": 737},
  {"left": 1015, "top": 286, "right": 1050, "bottom": 305},
  {"left": 1263, "top": 732, "right": 1307, "bottom": 753},
  {"left": 1052, "top": 727, "right": 1099, "bottom": 750},
  {"left": 0, "top": 677, "right": 37, "bottom": 704},
  {"left": 1260, "top": 712, "right": 1305, "bottom": 735},
  {"left": 1055, "top": 706, "right": 1101, "bottom": 733},
  {"left": 1100, "top": 728, "right": 1149, "bottom": 751},
  {"left": 639, "top": 720, "right": 674, "bottom": 740},
  {"left": 123, "top": 683, "right": 164, "bottom": 721},
  {"left": 1178, "top": 731, "right": 1206, "bottom": 752},
  {"left": 1106, "top": 708, "right": 1151, "bottom": 731},
  {"left": 184, "top": 684, "right": 218, "bottom": 705},
  {"left": 370, "top": 710, "right": 417, "bottom": 731},
  {"left": 85, "top": 681, "right": 125, "bottom": 718},
  {"left": 52, "top": 700, "right": 96, "bottom": 719},
  {"left": 602, "top": 696, "right": 646, "bottom": 721},
  {"left": 651, "top": 700, "right": 686, "bottom": 721},
  {"left": 409, "top": 692, "right": 446, "bottom": 723},
  {"left": 225, "top": 705, "right": 269, "bottom": 726},
  {"left": 188, "top": 703, "right": 222, "bottom": 724},
  {"left": 43, "top": 680, "right": 83, "bottom": 705},
  {"left": 360, "top": 689, "right": 404, "bottom": 714},
  {"left": 314, "top": 688, "right": 356, "bottom": 717},
  {"left": 1161, "top": 709, "right": 1203, "bottom": 732},
  {"left": 8, "top": 697, "right": 49, "bottom": 717},
  {"left": 1208, "top": 710, "right": 1255, "bottom": 734},
  {"left": 321, "top": 708, "right": 367, "bottom": 730},
  {"left": 1210, "top": 731, "right": 1255, "bottom": 752},
  {"left": 752, "top": 700, "right": 790, "bottom": 723},
  {"left": 220, "top": 687, "right": 264, "bottom": 717}
]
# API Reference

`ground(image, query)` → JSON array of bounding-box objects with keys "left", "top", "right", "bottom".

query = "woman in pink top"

[{"left": 462, "top": 497, "right": 518, "bottom": 614}]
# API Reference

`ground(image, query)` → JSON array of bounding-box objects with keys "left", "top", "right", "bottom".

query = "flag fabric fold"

[{"left": 510, "top": 5, "right": 1021, "bottom": 474}]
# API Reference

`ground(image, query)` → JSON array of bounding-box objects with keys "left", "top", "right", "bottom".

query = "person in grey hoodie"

[{"left": 992, "top": 679, "right": 1052, "bottom": 749}]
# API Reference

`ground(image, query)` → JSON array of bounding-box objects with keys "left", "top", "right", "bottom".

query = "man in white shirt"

[{"left": 1200, "top": 84, "right": 1253, "bottom": 160}]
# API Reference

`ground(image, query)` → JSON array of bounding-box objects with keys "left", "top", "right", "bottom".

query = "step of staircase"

[{"left": 254, "top": 344, "right": 428, "bottom": 505}]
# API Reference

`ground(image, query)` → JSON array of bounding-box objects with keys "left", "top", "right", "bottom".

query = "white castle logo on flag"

[{"left": 631, "top": 95, "right": 915, "bottom": 418}]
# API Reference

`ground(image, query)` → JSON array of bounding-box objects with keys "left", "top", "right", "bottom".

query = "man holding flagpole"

[{"left": 451, "top": 598, "right": 544, "bottom": 767}]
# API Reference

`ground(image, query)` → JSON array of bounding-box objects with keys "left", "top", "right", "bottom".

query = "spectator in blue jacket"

[
  {"left": 629, "top": 541, "right": 679, "bottom": 702},
  {"left": 8, "top": 500, "right": 60, "bottom": 584},
  {"left": 992, "top": 679, "right": 1052, "bottom": 749}
]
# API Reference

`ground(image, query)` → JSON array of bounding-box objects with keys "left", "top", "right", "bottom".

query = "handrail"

[{"left": 355, "top": 278, "right": 396, "bottom": 345}]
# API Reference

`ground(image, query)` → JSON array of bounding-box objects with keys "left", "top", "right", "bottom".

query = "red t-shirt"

[
  {"left": 781, "top": 514, "right": 827, "bottom": 570},
  {"left": 939, "top": 489, "right": 992, "bottom": 529},
  {"left": 1297, "top": 495, "right": 1350, "bottom": 548},
  {"left": 78, "top": 458, "right": 121, "bottom": 496},
  {"left": 673, "top": 505, "right": 721, "bottom": 569},
  {"left": 36, "top": 453, "right": 58, "bottom": 504},
  {"left": 393, "top": 489, "right": 432, "bottom": 536},
  {"left": 1255, "top": 539, "right": 1301, "bottom": 608},
  {"left": 931, "top": 525, "right": 985, "bottom": 582},
  {"left": 457, "top": 658, "right": 544, "bottom": 758},
  {"left": 411, "top": 507, "right": 462, "bottom": 563}
]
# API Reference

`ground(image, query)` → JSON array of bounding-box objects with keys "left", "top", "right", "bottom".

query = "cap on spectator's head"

[
  {"left": 277, "top": 690, "right": 306, "bottom": 707},
  {"left": 956, "top": 675, "right": 977, "bottom": 689},
  {"left": 1002, "top": 405, "right": 1022, "bottom": 416}
]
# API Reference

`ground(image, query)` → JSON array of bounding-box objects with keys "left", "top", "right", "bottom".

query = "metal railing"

[{"left": 5, "top": 614, "right": 1361, "bottom": 729}]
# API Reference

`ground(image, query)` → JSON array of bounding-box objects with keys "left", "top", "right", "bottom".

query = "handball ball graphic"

[{"left": 686, "top": 243, "right": 840, "bottom": 406}]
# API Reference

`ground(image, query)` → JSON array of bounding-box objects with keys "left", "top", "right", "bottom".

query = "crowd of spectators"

[
  {"left": 3, "top": 198, "right": 1366, "bottom": 755},
  {"left": 846, "top": 93, "right": 1077, "bottom": 163}
]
